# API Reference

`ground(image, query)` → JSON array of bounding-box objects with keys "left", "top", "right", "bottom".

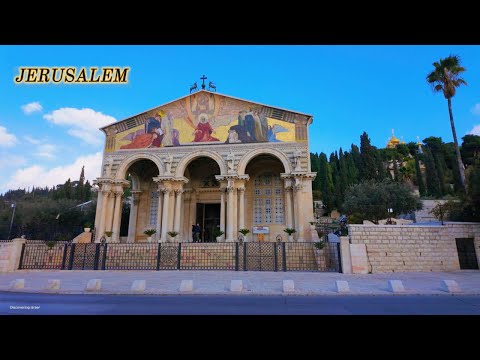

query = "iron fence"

[{"left": 18, "top": 241, "right": 342, "bottom": 272}]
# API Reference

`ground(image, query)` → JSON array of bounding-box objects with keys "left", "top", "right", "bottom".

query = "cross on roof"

[{"left": 201, "top": 75, "right": 207, "bottom": 89}]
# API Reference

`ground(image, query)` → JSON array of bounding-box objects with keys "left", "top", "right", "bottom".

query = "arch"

[
  {"left": 175, "top": 150, "right": 227, "bottom": 177},
  {"left": 115, "top": 152, "right": 164, "bottom": 180},
  {"left": 237, "top": 148, "right": 292, "bottom": 175}
]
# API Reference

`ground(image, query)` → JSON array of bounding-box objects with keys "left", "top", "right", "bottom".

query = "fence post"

[
  {"left": 336, "top": 243, "right": 343, "bottom": 273},
  {"left": 68, "top": 243, "right": 76, "bottom": 270},
  {"left": 156, "top": 243, "right": 161, "bottom": 271},
  {"left": 93, "top": 244, "right": 100, "bottom": 270},
  {"left": 18, "top": 243, "right": 26, "bottom": 270},
  {"left": 235, "top": 243, "right": 239, "bottom": 271},
  {"left": 177, "top": 242, "right": 182, "bottom": 270},
  {"left": 274, "top": 243, "right": 278, "bottom": 272},
  {"left": 282, "top": 242, "right": 287, "bottom": 272},
  {"left": 243, "top": 242, "right": 247, "bottom": 271},
  {"left": 61, "top": 244, "right": 68, "bottom": 270},
  {"left": 101, "top": 244, "right": 108, "bottom": 270}
]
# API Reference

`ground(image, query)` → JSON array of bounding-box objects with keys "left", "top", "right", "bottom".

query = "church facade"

[{"left": 93, "top": 90, "right": 316, "bottom": 243}]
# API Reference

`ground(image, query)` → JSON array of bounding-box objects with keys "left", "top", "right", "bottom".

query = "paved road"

[{"left": 2, "top": 292, "right": 480, "bottom": 315}]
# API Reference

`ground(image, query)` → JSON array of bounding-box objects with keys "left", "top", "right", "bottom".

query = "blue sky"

[{"left": 0, "top": 45, "right": 479, "bottom": 194}]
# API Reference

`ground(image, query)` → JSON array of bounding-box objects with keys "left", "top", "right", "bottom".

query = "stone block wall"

[
  {"left": 0, "top": 239, "right": 26, "bottom": 272},
  {"left": 0, "top": 242, "right": 14, "bottom": 272},
  {"left": 348, "top": 223, "right": 480, "bottom": 273}
]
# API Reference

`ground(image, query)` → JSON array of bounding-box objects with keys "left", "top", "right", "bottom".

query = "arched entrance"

[
  {"left": 183, "top": 157, "right": 222, "bottom": 242},
  {"left": 122, "top": 159, "right": 161, "bottom": 242},
  {"left": 244, "top": 154, "right": 287, "bottom": 242}
]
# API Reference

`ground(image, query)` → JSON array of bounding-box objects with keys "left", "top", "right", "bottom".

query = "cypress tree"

[
  {"left": 360, "top": 132, "right": 377, "bottom": 180},
  {"left": 414, "top": 151, "right": 426, "bottom": 196},
  {"left": 392, "top": 155, "right": 401, "bottom": 182},
  {"left": 318, "top": 153, "right": 335, "bottom": 212},
  {"left": 423, "top": 147, "right": 442, "bottom": 197}
]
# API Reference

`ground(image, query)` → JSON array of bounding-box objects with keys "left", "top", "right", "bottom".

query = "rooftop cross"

[{"left": 201, "top": 75, "right": 207, "bottom": 89}]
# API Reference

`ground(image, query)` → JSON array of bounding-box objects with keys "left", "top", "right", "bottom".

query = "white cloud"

[
  {"left": 24, "top": 135, "right": 43, "bottom": 145},
  {"left": 0, "top": 154, "right": 27, "bottom": 170},
  {"left": 0, "top": 126, "right": 17, "bottom": 147},
  {"left": 43, "top": 108, "right": 116, "bottom": 145},
  {"left": 1, "top": 152, "right": 103, "bottom": 193},
  {"left": 35, "top": 144, "right": 57, "bottom": 159},
  {"left": 469, "top": 124, "right": 480, "bottom": 136},
  {"left": 471, "top": 104, "right": 480, "bottom": 116},
  {"left": 21, "top": 101, "right": 43, "bottom": 115}
]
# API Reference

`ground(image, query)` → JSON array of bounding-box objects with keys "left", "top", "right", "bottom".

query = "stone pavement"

[{"left": 1, "top": 270, "right": 479, "bottom": 295}]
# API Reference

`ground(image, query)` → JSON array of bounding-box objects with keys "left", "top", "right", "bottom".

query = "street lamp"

[
  {"left": 8, "top": 202, "right": 16, "bottom": 240},
  {"left": 387, "top": 208, "right": 393, "bottom": 225}
]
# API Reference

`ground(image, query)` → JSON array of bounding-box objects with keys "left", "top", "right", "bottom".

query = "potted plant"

[
  {"left": 46, "top": 240, "right": 56, "bottom": 249},
  {"left": 104, "top": 231, "right": 113, "bottom": 242},
  {"left": 313, "top": 240, "right": 328, "bottom": 270},
  {"left": 167, "top": 231, "right": 179, "bottom": 242},
  {"left": 144, "top": 229, "right": 156, "bottom": 242},
  {"left": 213, "top": 229, "right": 225, "bottom": 242},
  {"left": 83, "top": 222, "right": 92, "bottom": 233},
  {"left": 239, "top": 228, "right": 250, "bottom": 242},
  {"left": 283, "top": 228, "right": 296, "bottom": 242}
]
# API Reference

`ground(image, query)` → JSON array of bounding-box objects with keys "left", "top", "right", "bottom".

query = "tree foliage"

[{"left": 343, "top": 179, "right": 422, "bottom": 224}]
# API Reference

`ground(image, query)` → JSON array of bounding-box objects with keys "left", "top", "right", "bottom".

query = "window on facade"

[
  {"left": 149, "top": 191, "right": 159, "bottom": 225},
  {"left": 253, "top": 173, "right": 284, "bottom": 224}
]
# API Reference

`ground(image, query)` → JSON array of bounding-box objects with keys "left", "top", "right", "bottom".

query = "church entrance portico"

[
  {"left": 196, "top": 203, "right": 221, "bottom": 242},
  {"left": 93, "top": 90, "right": 317, "bottom": 244}
]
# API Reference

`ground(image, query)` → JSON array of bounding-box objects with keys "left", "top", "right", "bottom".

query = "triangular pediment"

[{"left": 103, "top": 90, "right": 312, "bottom": 152}]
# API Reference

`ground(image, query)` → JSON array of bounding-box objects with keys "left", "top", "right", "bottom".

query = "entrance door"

[
  {"left": 455, "top": 238, "right": 479, "bottom": 269},
  {"left": 196, "top": 203, "right": 220, "bottom": 242}
]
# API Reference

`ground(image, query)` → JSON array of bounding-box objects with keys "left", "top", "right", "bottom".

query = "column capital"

[
  {"left": 162, "top": 188, "right": 171, "bottom": 195},
  {"left": 101, "top": 190, "right": 112, "bottom": 197},
  {"left": 174, "top": 189, "right": 184, "bottom": 195},
  {"left": 285, "top": 186, "right": 293, "bottom": 192},
  {"left": 114, "top": 191, "right": 124, "bottom": 197},
  {"left": 132, "top": 191, "right": 142, "bottom": 206},
  {"left": 226, "top": 187, "right": 235, "bottom": 193},
  {"left": 237, "top": 187, "right": 246, "bottom": 193}
]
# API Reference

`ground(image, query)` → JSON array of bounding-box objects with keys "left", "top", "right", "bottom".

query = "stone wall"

[
  {"left": 0, "top": 239, "right": 26, "bottom": 272},
  {"left": 348, "top": 223, "right": 480, "bottom": 273},
  {"left": 0, "top": 242, "right": 14, "bottom": 272}
]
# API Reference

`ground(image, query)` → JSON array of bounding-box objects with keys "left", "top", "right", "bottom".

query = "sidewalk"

[{"left": 1, "top": 270, "right": 479, "bottom": 295}]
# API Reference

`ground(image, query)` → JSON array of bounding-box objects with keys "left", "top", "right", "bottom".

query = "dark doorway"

[
  {"left": 455, "top": 238, "right": 479, "bottom": 270},
  {"left": 196, "top": 203, "right": 220, "bottom": 242}
]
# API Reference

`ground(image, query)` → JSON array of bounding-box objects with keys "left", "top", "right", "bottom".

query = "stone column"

[
  {"left": 285, "top": 186, "right": 293, "bottom": 229},
  {"left": 156, "top": 190, "right": 163, "bottom": 241},
  {"left": 226, "top": 186, "right": 234, "bottom": 242},
  {"left": 111, "top": 190, "right": 124, "bottom": 242},
  {"left": 106, "top": 191, "right": 116, "bottom": 232},
  {"left": 189, "top": 190, "right": 196, "bottom": 242},
  {"left": 220, "top": 189, "right": 225, "bottom": 240},
  {"left": 174, "top": 189, "right": 184, "bottom": 233},
  {"left": 93, "top": 187, "right": 103, "bottom": 230},
  {"left": 127, "top": 191, "right": 141, "bottom": 243},
  {"left": 97, "top": 189, "right": 111, "bottom": 240},
  {"left": 233, "top": 188, "right": 238, "bottom": 238},
  {"left": 238, "top": 187, "right": 245, "bottom": 231},
  {"left": 160, "top": 188, "right": 171, "bottom": 242},
  {"left": 294, "top": 184, "right": 304, "bottom": 241}
]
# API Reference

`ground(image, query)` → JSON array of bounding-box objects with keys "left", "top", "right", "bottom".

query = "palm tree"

[{"left": 426, "top": 55, "right": 467, "bottom": 191}]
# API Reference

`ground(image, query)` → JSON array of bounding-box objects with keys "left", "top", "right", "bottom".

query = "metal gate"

[
  {"left": 456, "top": 238, "right": 479, "bottom": 270},
  {"left": 243, "top": 242, "right": 278, "bottom": 271}
]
